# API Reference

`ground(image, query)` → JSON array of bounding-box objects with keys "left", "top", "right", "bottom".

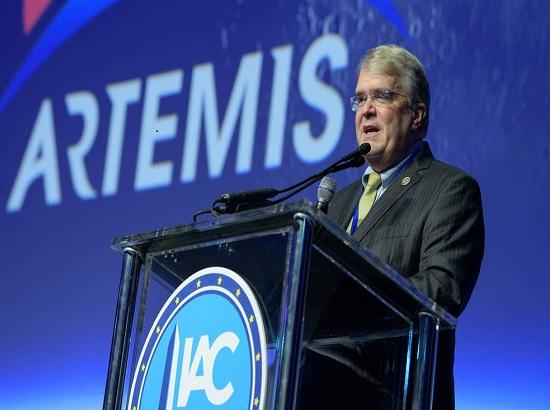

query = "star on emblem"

[
  {"left": 175, "top": 297, "right": 180, "bottom": 305},
  {"left": 249, "top": 315, "right": 255, "bottom": 324},
  {"left": 254, "top": 397, "right": 259, "bottom": 406},
  {"left": 141, "top": 364, "right": 146, "bottom": 372},
  {"left": 196, "top": 279, "right": 201, "bottom": 288},
  {"left": 155, "top": 326, "right": 161, "bottom": 334},
  {"left": 217, "top": 276, "right": 223, "bottom": 285},
  {"left": 236, "top": 288, "right": 241, "bottom": 297},
  {"left": 256, "top": 352, "right": 261, "bottom": 362}
]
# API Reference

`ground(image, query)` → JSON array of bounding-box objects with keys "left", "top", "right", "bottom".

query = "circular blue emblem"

[{"left": 127, "top": 267, "right": 268, "bottom": 410}]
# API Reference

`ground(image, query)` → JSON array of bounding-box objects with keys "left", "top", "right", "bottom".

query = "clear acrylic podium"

[{"left": 103, "top": 201, "right": 456, "bottom": 410}]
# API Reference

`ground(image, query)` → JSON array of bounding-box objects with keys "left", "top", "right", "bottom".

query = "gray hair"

[{"left": 359, "top": 44, "right": 430, "bottom": 135}]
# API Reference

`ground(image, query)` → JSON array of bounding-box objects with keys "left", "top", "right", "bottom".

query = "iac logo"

[
  {"left": 164, "top": 328, "right": 240, "bottom": 407},
  {"left": 128, "top": 267, "right": 268, "bottom": 410}
]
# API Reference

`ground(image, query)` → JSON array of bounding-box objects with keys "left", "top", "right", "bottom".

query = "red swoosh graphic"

[{"left": 23, "top": 0, "right": 53, "bottom": 34}]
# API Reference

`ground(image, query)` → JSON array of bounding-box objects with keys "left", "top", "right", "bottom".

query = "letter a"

[{"left": 6, "top": 99, "right": 61, "bottom": 212}]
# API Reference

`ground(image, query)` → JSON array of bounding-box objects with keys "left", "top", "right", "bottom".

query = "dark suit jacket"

[{"left": 327, "top": 142, "right": 485, "bottom": 409}]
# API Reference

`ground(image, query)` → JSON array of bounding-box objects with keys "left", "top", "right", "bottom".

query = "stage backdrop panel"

[{"left": 0, "top": 1, "right": 549, "bottom": 409}]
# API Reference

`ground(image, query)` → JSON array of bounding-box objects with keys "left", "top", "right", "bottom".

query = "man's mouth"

[{"left": 362, "top": 125, "right": 380, "bottom": 137}]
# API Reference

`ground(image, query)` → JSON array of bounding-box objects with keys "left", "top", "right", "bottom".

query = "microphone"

[
  {"left": 275, "top": 143, "right": 370, "bottom": 196},
  {"left": 316, "top": 176, "right": 337, "bottom": 213},
  {"left": 330, "top": 155, "right": 365, "bottom": 173},
  {"left": 340, "top": 143, "right": 370, "bottom": 162},
  {"left": 219, "top": 188, "right": 278, "bottom": 206},
  {"left": 213, "top": 143, "right": 370, "bottom": 215}
]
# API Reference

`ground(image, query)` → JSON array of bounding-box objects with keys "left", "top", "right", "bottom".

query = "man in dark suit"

[{"left": 327, "top": 44, "right": 485, "bottom": 409}]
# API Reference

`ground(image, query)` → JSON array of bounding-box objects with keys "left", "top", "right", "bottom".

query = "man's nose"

[{"left": 358, "top": 99, "right": 376, "bottom": 117}]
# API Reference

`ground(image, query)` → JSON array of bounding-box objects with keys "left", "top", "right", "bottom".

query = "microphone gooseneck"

[{"left": 211, "top": 143, "right": 370, "bottom": 215}]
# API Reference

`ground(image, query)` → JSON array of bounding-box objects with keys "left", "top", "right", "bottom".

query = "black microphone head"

[
  {"left": 341, "top": 143, "right": 371, "bottom": 162},
  {"left": 316, "top": 176, "right": 337, "bottom": 213},
  {"left": 358, "top": 143, "right": 371, "bottom": 155}
]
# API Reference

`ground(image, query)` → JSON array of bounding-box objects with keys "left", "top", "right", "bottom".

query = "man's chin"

[
  {"left": 364, "top": 150, "right": 385, "bottom": 167},
  {"left": 364, "top": 149, "right": 381, "bottom": 159}
]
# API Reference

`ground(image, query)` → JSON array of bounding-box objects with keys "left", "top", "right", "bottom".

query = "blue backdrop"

[{"left": 1, "top": 1, "right": 549, "bottom": 409}]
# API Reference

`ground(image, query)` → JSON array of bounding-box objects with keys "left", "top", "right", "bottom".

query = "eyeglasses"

[{"left": 349, "top": 90, "right": 408, "bottom": 112}]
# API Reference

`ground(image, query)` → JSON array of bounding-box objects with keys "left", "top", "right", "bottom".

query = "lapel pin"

[{"left": 401, "top": 176, "right": 411, "bottom": 186}]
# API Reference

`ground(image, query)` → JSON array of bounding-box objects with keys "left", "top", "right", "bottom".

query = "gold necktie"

[{"left": 347, "top": 172, "right": 382, "bottom": 233}]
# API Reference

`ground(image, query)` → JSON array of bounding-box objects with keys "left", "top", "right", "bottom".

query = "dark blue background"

[{"left": 1, "top": 1, "right": 549, "bottom": 409}]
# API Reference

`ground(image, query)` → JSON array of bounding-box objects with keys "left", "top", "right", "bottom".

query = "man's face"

[{"left": 354, "top": 70, "right": 425, "bottom": 171}]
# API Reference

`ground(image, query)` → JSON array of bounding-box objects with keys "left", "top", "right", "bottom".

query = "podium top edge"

[{"left": 110, "top": 200, "right": 322, "bottom": 250}]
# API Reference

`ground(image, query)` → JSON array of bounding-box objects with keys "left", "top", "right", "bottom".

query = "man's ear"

[{"left": 411, "top": 103, "right": 427, "bottom": 130}]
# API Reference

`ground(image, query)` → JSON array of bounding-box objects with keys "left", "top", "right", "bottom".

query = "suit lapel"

[
  {"left": 336, "top": 180, "right": 363, "bottom": 228},
  {"left": 352, "top": 143, "right": 434, "bottom": 241}
]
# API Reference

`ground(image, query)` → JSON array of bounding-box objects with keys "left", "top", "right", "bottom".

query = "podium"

[{"left": 103, "top": 201, "right": 455, "bottom": 410}]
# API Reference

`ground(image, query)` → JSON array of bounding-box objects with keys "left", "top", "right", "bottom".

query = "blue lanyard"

[{"left": 349, "top": 190, "right": 362, "bottom": 234}]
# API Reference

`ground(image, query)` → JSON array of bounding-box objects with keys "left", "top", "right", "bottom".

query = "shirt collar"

[{"left": 362, "top": 140, "right": 423, "bottom": 189}]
